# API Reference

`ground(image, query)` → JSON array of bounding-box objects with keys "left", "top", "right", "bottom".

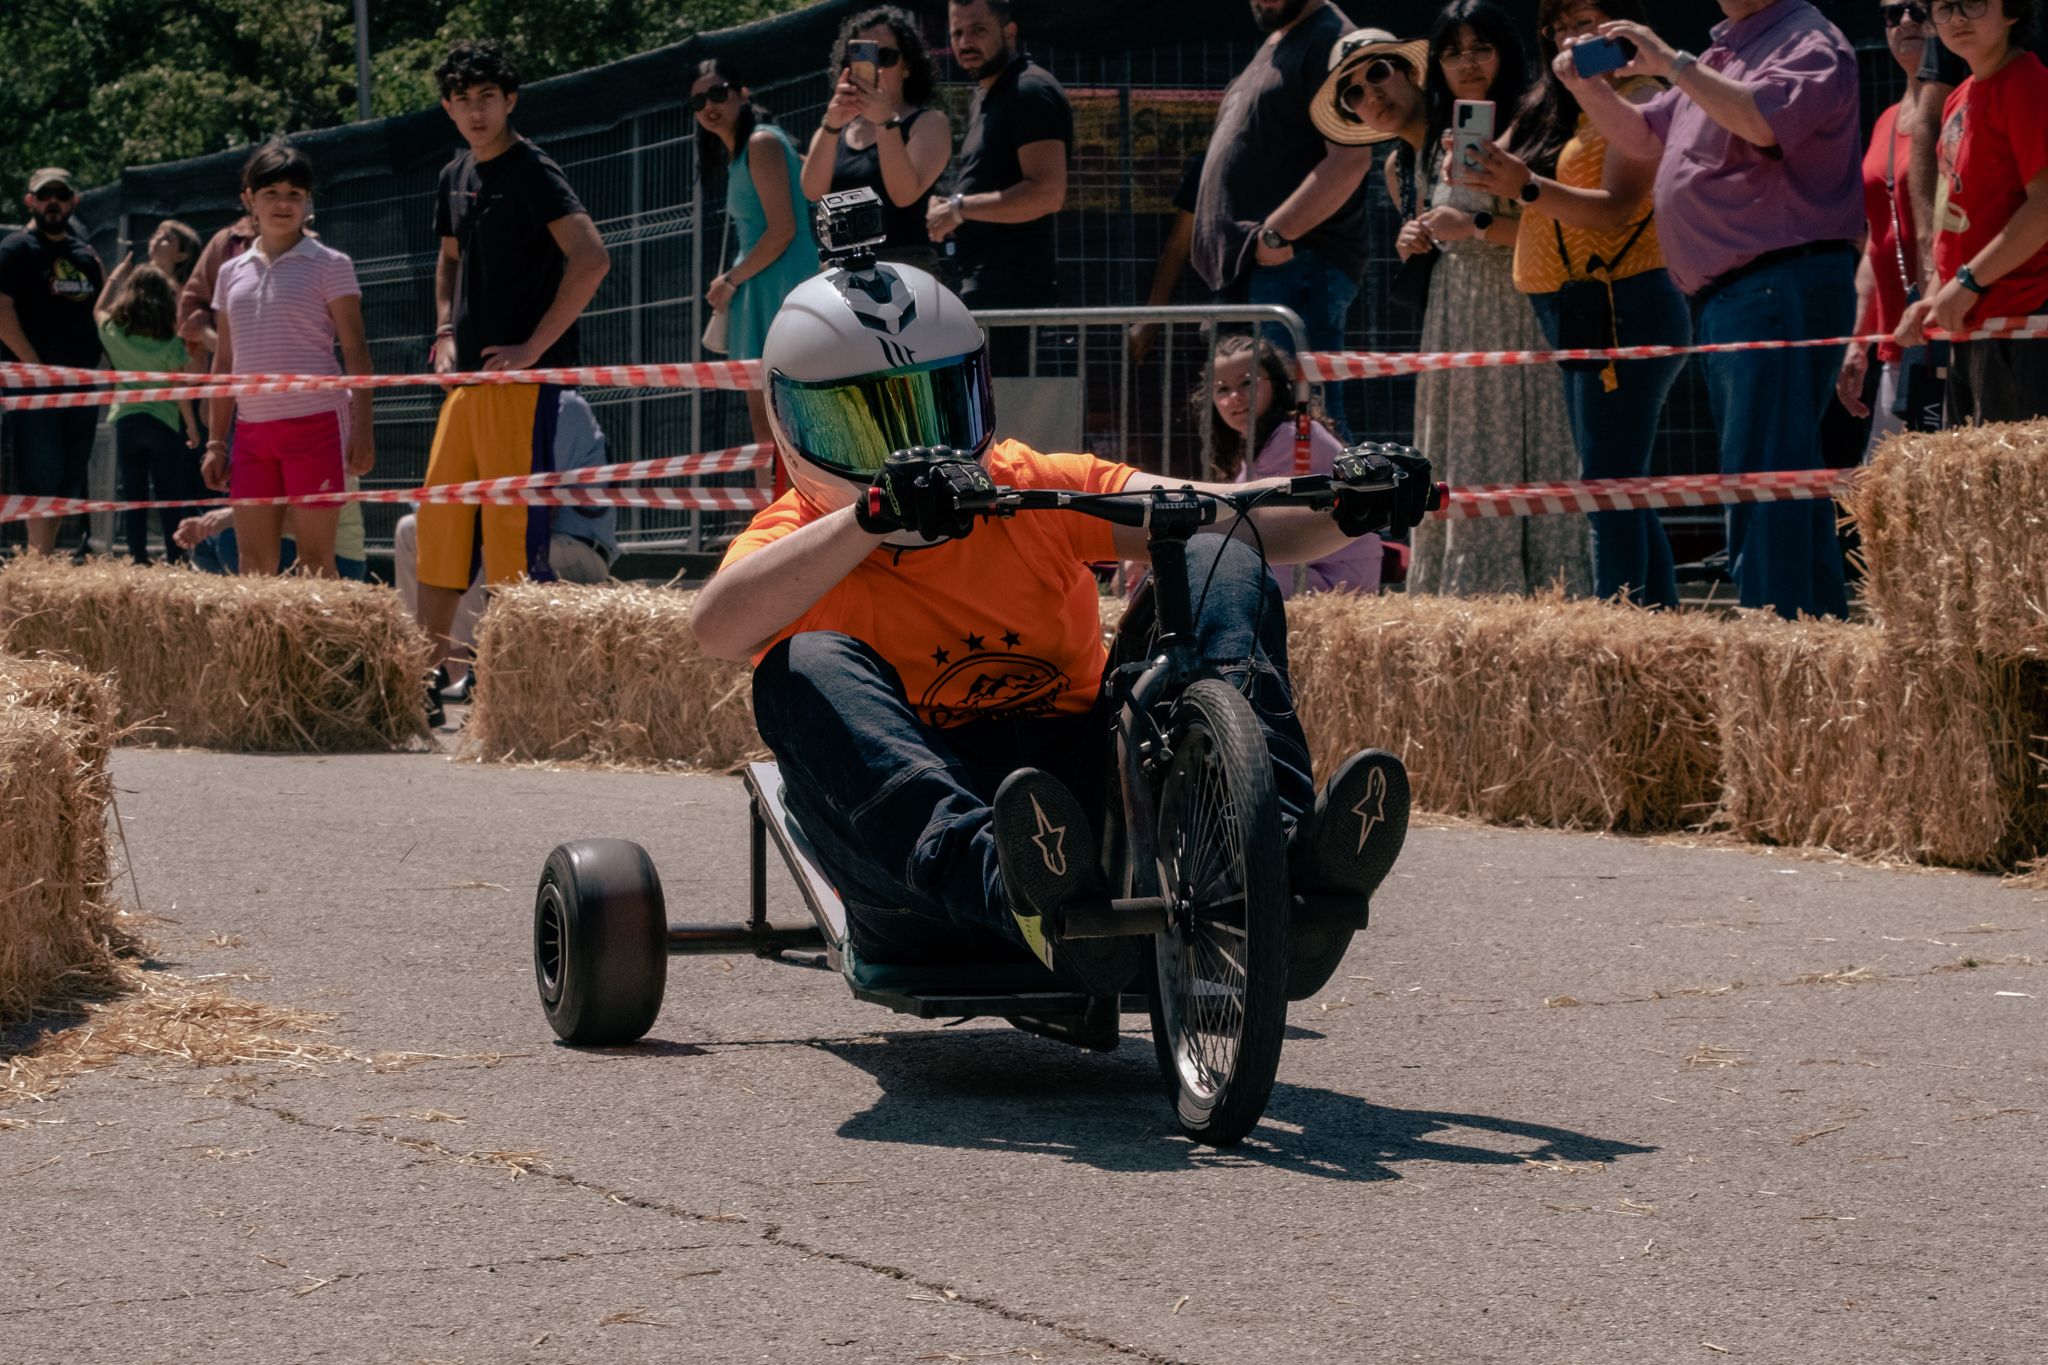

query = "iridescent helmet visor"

[{"left": 768, "top": 346, "right": 995, "bottom": 483}]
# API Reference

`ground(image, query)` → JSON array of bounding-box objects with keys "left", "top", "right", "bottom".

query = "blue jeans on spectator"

[
  {"left": 1529, "top": 268, "right": 1690, "bottom": 608},
  {"left": 193, "top": 527, "right": 367, "bottom": 582},
  {"left": 750, "top": 535, "right": 1314, "bottom": 966},
  {"left": 1696, "top": 249, "right": 1855, "bottom": 620},
  {"left": 1248, "top": 246, "right": 1360, "bottom": 359}
]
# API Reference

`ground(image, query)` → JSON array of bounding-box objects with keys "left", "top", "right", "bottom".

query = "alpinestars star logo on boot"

[
  {"left": 1029, "top": 795, "right": 1068, "bottom": 876},
  {"left": 1353, "top": 767, "right": 1388, "bottom": 853}
]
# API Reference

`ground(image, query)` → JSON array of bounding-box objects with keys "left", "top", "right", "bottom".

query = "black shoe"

[
  {"left": 991, "top": 769, "right": 1138, "bottom": 999},
  {"left": 424, "top": 677, "right": 446, "bottom": 730},
  {"left": 439, "top": 671, "right": 475, "bottom": 703},
  {"left": 1284, "top": 750, "right": 1410, "bottom": 1000}
]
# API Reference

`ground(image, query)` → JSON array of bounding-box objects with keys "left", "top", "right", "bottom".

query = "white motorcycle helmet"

[{"left": 760, "top": 259, "right": 995, "bottom": 548}]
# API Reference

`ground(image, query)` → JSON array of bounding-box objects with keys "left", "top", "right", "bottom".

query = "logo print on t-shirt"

[
  {"left": 919, "top": 628, "right": 1069, "bottom": 728},
  {"left": 1935, "top": 103, "right": 1970, "bottom": 236},
  {"left": 50, "top": 257, "right": 97, "bottom": 302}
]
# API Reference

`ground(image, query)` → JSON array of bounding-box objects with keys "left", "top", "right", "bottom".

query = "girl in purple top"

[{"left": 1200, "top": 336, "right": 1381, "bottom": 597}]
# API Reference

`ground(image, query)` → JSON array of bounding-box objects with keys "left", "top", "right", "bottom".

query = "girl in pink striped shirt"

[{"left": 201, "top": 140, "right": 375, "bottom": 577}]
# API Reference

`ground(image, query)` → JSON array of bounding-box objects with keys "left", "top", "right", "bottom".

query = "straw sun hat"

[{"left": 1310, "top": 28, "right": 1432, "bottom": 146}]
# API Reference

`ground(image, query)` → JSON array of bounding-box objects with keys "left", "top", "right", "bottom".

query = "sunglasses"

[
  {"left": 851, "top": 47, "right": 904, "bottom": 68},
  {"left": 31, "top": 187, "right": 74, "bottom": 203},
  {"left": 1880, "top": 2, "right": 1929, "bottom": 25},
  {"left": 1339, "top": 59, "right": 1406, "bottom": 112},
  {"left": 687, "top": 82, "right": 735, "bottom": 113},
  {"left": 1928, "top": 0, "right": 1988, "bottom": 21}
]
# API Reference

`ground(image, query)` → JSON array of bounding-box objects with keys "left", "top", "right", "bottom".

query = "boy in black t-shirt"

[
  {"left": 0, "top": 167, "right": 106, "bottom": 556},
  {"left": 413, "top": 40, "right": 611, "bottom": 701}
]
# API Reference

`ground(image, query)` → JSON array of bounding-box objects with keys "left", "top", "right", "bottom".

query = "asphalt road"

[{"left": 4, "top": 747, "right": 2045, "bottom": 1364}]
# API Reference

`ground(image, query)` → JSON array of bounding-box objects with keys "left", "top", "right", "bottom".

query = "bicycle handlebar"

[{"left": 976, "top": 468, "right": 1447, "bottom": 530}]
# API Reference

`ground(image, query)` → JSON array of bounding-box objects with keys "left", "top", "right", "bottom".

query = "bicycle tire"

[{"left": 1146, "top": 676, "right": 1289, "bottom": 1146}]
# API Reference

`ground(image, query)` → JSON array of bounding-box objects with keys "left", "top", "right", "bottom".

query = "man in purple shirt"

[{"left": 1572, "top": 0, "right": 1863, "bottom": 620}]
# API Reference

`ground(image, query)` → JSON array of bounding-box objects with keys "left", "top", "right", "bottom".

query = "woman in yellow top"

[{"left": 1461, "top": 0, "right": 1686, "bottom": 608}]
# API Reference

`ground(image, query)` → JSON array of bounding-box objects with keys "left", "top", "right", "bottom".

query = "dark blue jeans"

[
  {"left": 1696, "top": 250, "right": 1856, "bottom": 620},
  {"left": 1248, "top": 246, "right": 1361, "bottom": 359},
  {"left": 1528, "top": 269, "right": 1690, "bottom": 608},
  {"left": 751, "top": 534, "right": 1314, "bottom": 965}
]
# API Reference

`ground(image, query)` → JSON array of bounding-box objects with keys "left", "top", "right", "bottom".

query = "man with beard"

[
  {"left": 1193, "top": 0, "right": 1378, "bottom": 360},
  {"left": 926, "top": 0, "right": 1072, "bottom": 372},
  {"left": 0, "top": 168, "right": 106, "bottom": 557}
]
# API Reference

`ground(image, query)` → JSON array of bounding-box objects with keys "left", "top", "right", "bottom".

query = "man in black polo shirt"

[
  {"left": 926, "top": 0, "right": 1072, "bottom": 371},
  {"left": 413, "top": 40, "right": 611, "bottom": 718},
  {"left": 0, "top": 167, "right": 105, "bottom": 556}
]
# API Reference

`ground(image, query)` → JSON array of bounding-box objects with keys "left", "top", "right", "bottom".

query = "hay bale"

[
  {"left": 0, "top": 705, "right": 126, "bottom": 1025},
  {"left": 0, "top": 651, "right": 121, "bottom": 771},
  {"left": 0, "top": 558, "right": 431, "bottom": 751},
  {"left": 1716, "top": 617, "right": 2048, "bottom": 868},
  {"left": 465, "top": 582, "right": 762, "bottom": 770},
  {"left": 1286, "top": 592, "right": 1724, "bottom": 832},
  {"left": 1848, "top": 418, "right": 2048, "bottom": 659}
]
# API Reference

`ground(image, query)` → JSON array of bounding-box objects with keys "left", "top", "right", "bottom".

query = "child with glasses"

[{"left": 1897, "top": 0, "right": 2048, "bottom": 422}]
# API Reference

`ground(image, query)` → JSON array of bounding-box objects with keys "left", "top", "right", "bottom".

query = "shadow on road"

[{"left": 817, "top": 1030, "right": 1655, "bottom": 1180}]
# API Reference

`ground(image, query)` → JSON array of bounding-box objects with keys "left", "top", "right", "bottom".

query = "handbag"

[
  {"left": 701, "top": 204, "right": 734, "bottom": 355},
  {"left": 1389, "top": 146, "right": 1439, "bottom": 319},
  {"left": 1552, "top": 216, "right": 1650, "bottom": 373}
]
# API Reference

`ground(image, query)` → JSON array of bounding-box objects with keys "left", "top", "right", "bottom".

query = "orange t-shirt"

[{"left": 720, "top": 440, "right": 1136, "bottom": 729}]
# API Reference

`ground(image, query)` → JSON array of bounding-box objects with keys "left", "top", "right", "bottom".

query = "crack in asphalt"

[
  {"left": 106, "top": 1092, "right": 1208, "bottom": 1365},
  {"left": 0, "top": 1240, "right": 725, "bottom": 1318}
]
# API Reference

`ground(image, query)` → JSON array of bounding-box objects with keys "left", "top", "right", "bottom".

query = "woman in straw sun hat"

[{"left": 1310, "top": 28, "right": 1432, "bottom": 148}]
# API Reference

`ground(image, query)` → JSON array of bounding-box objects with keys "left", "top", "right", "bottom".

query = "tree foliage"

[{"left": 0, "top": 0, "right": 802, "bottom": 203}]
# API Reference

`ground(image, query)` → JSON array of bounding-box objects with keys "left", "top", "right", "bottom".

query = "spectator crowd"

[{"left": 2, "top": 0, "right": 2045, "bottom": 656}]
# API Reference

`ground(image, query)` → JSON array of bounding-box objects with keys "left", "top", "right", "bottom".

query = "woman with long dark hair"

[
  {"left": 799, "top": 6, "right": 952, "bottom": 271},
  {"left": 1406, "top": 0, "right": 1587, "bottom": 599},
  {"left": 1459, "top": 0, "right": 1686, "bottom": 607},
  {"left": 693, "top": 58, "right": 819, "bottom": 445},
  {"left": 1192, "top": 334, "right": 1380, "bottom": 595}
]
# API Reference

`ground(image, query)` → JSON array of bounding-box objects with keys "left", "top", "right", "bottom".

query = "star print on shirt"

[
  {"left": 962, "top": 633, "right": 985, "bottom": 650},
  {"left": 931, "top": 647, "right": 950, "bottom": 665},
  {"left": 1001, "top": 631, "right": 1021, "bottom": 648}
]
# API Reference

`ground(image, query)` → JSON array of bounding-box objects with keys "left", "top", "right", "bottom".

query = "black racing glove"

[
  {"left": 854, "top": 447, "right": 999, "bottom": 541},
  {"left": 1332, "top": 442, "right": 1437, "bottom": 538}
]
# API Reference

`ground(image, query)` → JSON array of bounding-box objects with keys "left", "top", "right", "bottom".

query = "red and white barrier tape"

[
  {"left": 1437, "top": 467, "right": 1854, "bottom": 521},
  {"left": 0, "top": 444, "right": 771, "bottom": 523},
  {"left": 5, "top": 314, "right": 2041, "bottom": 408}
]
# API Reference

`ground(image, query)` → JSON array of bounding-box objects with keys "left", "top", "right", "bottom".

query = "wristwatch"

[
  {"left": 881, "top": 114, "right": 905, "bottom": 132},
  {"left": 948, "top": 192, "right": 965, "bottom": 222},
  {"left": 1517, "top": 175, "right": 1542, "bottom": 205},
  {"left": 1957, "top": 263, "right": 1989, "bottom": 294},
  {"left": 1669, "top": 50, "right": 1699, "bottom": 78},
  {"left": 1259, "top": 226, "right": 1291, "bottom": 251},
  {"left": 1471, "top": 210, "right": 1495, "bottom": 233}
]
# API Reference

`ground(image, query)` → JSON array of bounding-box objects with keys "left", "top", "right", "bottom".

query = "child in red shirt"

[{"left": 1898, "top": 1, "right": 2048, "bottom": 422}]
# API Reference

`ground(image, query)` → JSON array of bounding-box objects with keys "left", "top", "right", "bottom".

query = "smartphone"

[
  {"left": 1450, "top": 100, "right": 1494, "bottom": 188},
  {"left": 1572, "top": 35, "right": 1637, "bottom": 79},
  {"left": 847, "top": 38, "right": 881, "bottom": 87}
]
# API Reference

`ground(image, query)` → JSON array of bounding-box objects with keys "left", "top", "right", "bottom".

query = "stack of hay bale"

[
  {"left": 465, "top": 581, "right": 761, "bottom": 769},
  {"left": 0, "top": 653, "right": 129, "bottom": 1024},
  {"left": 1718, "top": 420, "right": 2048, "bottom": 868},
  {"left": 0, "top": 559, "right": 432, "bottom": 751}
]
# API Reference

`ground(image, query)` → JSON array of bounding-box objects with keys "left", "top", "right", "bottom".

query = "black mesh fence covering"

[{"left": 54, "top": 0, "right": 1891, "bottom": 556}]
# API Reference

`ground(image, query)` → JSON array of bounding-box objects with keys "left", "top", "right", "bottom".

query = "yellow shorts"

[{"left": 415, "top": 384, "right": 564, "bottom": 591}]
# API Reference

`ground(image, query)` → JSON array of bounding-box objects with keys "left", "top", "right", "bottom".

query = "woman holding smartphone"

[
  {"left": 1405, "top": 0, "right": 1586, "bottom": 599},
  {"left": 800, "top": 7, "right": 952, "bottom": 272},
  {"left": 1461, "top": 0, "right": 1686, "bottom": 608},
  {"left": 693, "top": 59, "right": 820, "bottom": 446}
]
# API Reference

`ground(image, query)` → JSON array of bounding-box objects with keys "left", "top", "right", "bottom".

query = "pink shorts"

[{"left": 228, "top": 410, "right": 347, "bottom": 500}]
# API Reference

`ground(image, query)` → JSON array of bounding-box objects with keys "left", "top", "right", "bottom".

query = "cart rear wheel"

[
  {"left": 534, "top": 839, "right": 667, "bottom": 1045},
  {"left": 1147, "top": 678, "right": 1288, "bottom": 1147}
]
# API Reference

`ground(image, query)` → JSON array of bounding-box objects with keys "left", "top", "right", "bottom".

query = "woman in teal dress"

[{"left": 693, "top": 60, "right": 819, "bottom": 446}]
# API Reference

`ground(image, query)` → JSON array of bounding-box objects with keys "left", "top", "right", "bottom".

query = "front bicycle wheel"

[{"left": 1146, "top": 676, "right": 1288, "bottom": 1146}]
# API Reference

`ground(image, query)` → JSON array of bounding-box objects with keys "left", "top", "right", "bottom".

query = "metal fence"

[{"left": 22, "top": 21, "right": 1915, "bottom": 564}]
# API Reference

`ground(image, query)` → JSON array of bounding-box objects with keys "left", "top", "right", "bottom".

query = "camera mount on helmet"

[{"left": 814, "top": 187, "right": 890, "bottom": 273}]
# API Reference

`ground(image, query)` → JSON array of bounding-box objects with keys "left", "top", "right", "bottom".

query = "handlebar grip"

[{"left": 1427, "top": 482, "right": 1448, "bottom": 512}]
